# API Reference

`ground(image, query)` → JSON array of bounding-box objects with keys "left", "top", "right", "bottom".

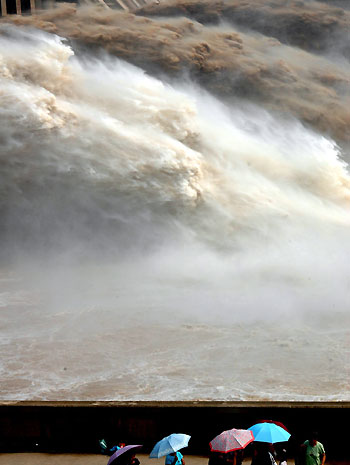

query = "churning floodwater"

[{"left": 1, "top": 0, "right": 350, "bottom": 400}]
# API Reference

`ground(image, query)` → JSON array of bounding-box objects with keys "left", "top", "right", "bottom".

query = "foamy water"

[{"left": 0, "top": 25, "right": 350, "bottom": 401}]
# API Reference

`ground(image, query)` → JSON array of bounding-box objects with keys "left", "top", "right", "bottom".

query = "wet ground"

[{"left": 0, "top": 454, "right": 287, "bottom": 465}]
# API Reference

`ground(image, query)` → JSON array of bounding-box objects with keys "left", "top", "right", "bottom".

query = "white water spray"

[{"left": 0, "top": 26, "right": 350, "bottom": 401}]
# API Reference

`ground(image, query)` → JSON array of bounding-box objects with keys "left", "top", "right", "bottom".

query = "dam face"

[{"left": 0, "top": 402, "right": 349, "bottom": 461}]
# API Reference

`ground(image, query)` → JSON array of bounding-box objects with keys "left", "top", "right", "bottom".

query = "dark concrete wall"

[{"left": 0, "top": 402, "right": 349, "bottom": 460}]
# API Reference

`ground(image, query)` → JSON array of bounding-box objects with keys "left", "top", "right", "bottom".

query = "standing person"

[
  {"left": 209, "top": 453, "right": 229, "bottom": 465},
  {"left": 118, "top": 452, "right": 141, "bottom": 465},
  {"left": 277, "top": 448, "right": 287, "bottom": 465},
  {"left": 165, "top": 451, "right": 185, "bottom": 465},
  {"left": 301, "top": 432, "right": 326, "bottom": 465},
  {"left": 227, "top": 450, "right": 244, "bottom": 465},
  {"left": 251, "top": 443, "right": 277, "bottom": 465},
  {"left": 110, "top": 442, "right": 126, "bottom": 454},
  {"left": 129, "top": 453, "right": 140, "bottom": 465},
  {"left": 208, "top": 452, "right": 226, "bottom": 465}
]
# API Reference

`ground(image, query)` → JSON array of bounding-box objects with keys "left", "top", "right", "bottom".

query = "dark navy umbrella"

[{"left": 107, "top": 445, "right": 143, "bottom": 465}]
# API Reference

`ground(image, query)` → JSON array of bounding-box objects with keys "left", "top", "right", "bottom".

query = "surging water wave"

[{"left": 1, "top": 26, "right": 350, "bottom": 400}]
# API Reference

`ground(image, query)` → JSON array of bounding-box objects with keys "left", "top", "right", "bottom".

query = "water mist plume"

[
  {"left": 0, "top": 11, "right": 350, "bottom": 401},
  {"left": 1, "top": 25, "right": 349, "bottom": 255}
]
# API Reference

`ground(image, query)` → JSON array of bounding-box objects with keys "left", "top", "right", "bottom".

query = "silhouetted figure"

[
  {"left": 251, "top": 443, "right": 277, "bottom": 465},
  {"left": 129, "top": 453, "right": 140, "bottom": 465},
  {"left": 209, "top": 452, "right": 227, "bottom": 465},
  {"left": 227, "top": 450, "right": 244, "bottom": 465},
  {"left": 278, "top": 448, "right": 288, "bottom": 465}
]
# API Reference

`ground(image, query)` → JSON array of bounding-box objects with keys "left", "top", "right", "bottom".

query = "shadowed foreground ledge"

[{"left": 0, "top": 401, "right": 349, "bottom": 459}]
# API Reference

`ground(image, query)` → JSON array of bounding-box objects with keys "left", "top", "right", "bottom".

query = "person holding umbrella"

[
  {"left": 251, "top": 443, "right": 277, "bottom": 465},
  {"left": 107, "top": 444, "right": 143, "bottom": 465},
  {"left": 129, "top": 452, "right": 141, "bottom": 465},
  {"left": 247, "top": 422, "right": 291, "bottom": 465},
  {"left": 165, "top": 451, "right": 185, "bottom": 465},
  {"left": 150, "top": 433, "right": 190, "bottom": 465},
  {"left": 208, "top": 452, "right": 228, "bottom": 465},
  {"left": 209, "top": 428, "right": 254, "bottom": 465},
  {"left": 227, "top": 449, "right": 244, "bottom": 465},
  {"left": 277, "top": 448, "right": 288, "bottom": 465}
]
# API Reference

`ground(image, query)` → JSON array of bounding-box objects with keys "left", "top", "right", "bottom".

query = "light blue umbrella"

[
  {"left": 149, "top": 433, "right": 191, "bottom": 458},
  {"left": 248, "top": 423, "right": 290, "bottom": 443}
]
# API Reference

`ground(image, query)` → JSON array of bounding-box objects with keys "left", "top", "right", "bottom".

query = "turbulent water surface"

[{"left": 0, "top": 0, "right": 350, "bottom": 401}]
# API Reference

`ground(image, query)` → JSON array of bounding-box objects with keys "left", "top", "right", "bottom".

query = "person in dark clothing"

[
  {"left": 227, "top": 450, "right": 244, "bottom": 465},
  {"left": 129, "top": 454, "right": 140, "bottom": 465},
  {"left": 277, "top": 448, "right": 287, "bottom": 465},
  {"left": 251, "top": 443, "right": 277, "bottom": 465},
  {"left": 115, "top": 451, "right": 141, "bottom": 465},
  {"left": 209, "top": 452, "right": 227, "bottom": 465}
]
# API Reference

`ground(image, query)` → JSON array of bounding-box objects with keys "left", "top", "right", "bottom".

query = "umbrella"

[
  {"left": 107, "top": 445, "right": 143, "bottom": 465},
  {"left": 257, "top": 420, "right": 289, "bottom": 433},
  {"left": 248, "top": 423, "right": 290, "bottom": 444},
  {"left": 149, "top": 434, "right": 191, "bottom": 458},
  {"left": 209, "top": 428, "right": 254, "bottom": 453}
]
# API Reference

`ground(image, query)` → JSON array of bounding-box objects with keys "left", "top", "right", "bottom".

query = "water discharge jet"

[
  {"left": 2, "top": 3, "right": 350, "bottom": 143},
  {"left": 0, "top": 22, "right": 349, "bottom": 401}
]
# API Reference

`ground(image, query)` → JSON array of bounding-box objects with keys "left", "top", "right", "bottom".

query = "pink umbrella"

[{"left": 210, "top": 428, "right": 254, "bottom": 453}]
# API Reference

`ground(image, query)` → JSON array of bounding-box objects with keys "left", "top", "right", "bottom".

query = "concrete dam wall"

[{"left": 0, "top": 402, "right": 349, "bottom": 460}]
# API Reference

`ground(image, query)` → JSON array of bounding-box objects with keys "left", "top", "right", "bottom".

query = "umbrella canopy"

[
  {"left": 107, "top": 445, "right": 143, "bottom": 465},
  {"left": 210, "top": 428, "right": 254, "bottom": 453},
  {"left": 257, "top": 420, "right": 289, "bottom": 433},
  {"left": 149, "top": 434, "right": 191, "bottom": 458},
  {"left": 248, "top": 423, "right": 290, "bottom": 444}
]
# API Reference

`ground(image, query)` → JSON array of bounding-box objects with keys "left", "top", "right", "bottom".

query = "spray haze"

[{"left": 0, "top": 0, "right": 350, "bottom": 401}]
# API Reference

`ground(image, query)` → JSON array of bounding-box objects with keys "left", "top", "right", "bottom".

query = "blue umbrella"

[
  {"left": 248, "top": 423, "right": 290, "bottom": 444},
  {"left": 149, "top": 434, "right": 191, "bottom": 458}
]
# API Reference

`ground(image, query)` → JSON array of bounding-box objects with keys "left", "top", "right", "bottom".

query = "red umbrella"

[
  {"left": 210, "top": 428, "right": 254, "bottom": 453},
  {"left": 258, "top": 420, "right": 289, "bottom": 433},
  {"left": 107, "top": 445, "right": 143, "bottom": 465}
]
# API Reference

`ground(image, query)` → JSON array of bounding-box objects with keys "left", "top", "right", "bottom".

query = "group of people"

[
  {"left": 100, "top": 432, "right": 326, "bottom": 465},
  {"left": 208, "top": 432, "right": 325, "bottom": 465}
]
